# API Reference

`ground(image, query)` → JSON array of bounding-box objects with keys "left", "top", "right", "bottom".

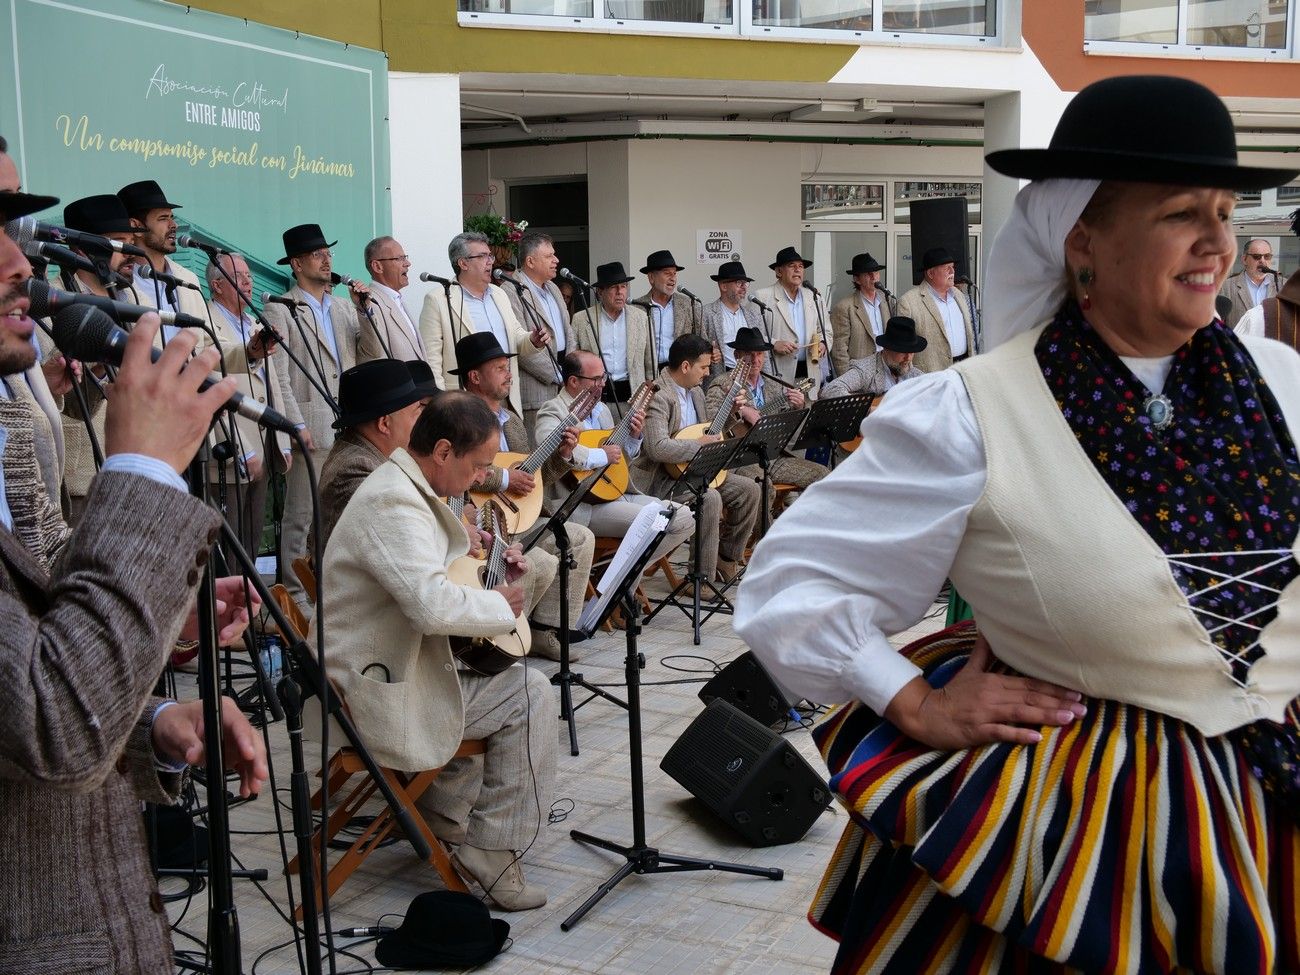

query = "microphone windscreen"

[
  {"left": 330, "top": 272, "right": 343, "bottom": 287},
  {"left": 5, "top": 216, "right": 36, "bottom": 250},
  {"left": 51, "top": 304, "right": 118, "bottom": 362},
  {"left": 23, "top": 278, "right": 53, "bottom": 320}
]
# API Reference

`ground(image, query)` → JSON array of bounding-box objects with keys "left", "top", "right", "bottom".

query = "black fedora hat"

[
  {"left": 710, "top": 260, "right": 753, "bottom": 283},
  {"left": 278, "top": 223, "right": 337, "bottom": 265},
  {"left": 640, "top": 249, "right": 685, "bottom": 274},
  {"left": 450, "top": 331, "right": 515, "bottom": 375},
  {"left": 847, "top": 252, "right": 885, "bottom": 275},
  {"left": 919, "top": 247, "right": 956, "bottom": 273},
  {"left": 727, "top": 326, "right": 773, "bottom": 353},
  {"left": 769, "top": 245, "right": 811, "bottom": 270},
  {"left": 877, "top": 316, "right": 928, "bottom": 354},
  {"left": 0, "top": 189, "right": 58, "bottom": 221},
  {"left": 374, "top": 891, "right": 510, "bottom": 969},
  {"left": 986, "top": 75, "right": 1297, "bottom": 191},
  {"left": 333, "top": 358, "right": 426, "bottom": 430},
  {"left": 117, "top": 179, "right": 182, "bottom": 213},
  {"left": 594, "top": 261, "right": 635, "bottom": 288},
  {"left": 406, "top": 359, "right": 440, "bottom": 398},
  {"left": 64, "top": 195, "right": 136, "bottom": 236}
]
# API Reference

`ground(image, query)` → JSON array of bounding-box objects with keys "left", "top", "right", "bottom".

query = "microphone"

[
  {"left": 50, "top": 304, "right": 297, "bottom": 434},
  {"left": 955, "top": 274, "right": 974, "bottom": 286},
  {"left": 6, "top": 215, "right": 147, "bottom": 258},
  {"left": 25, "top": 279, "right": 205, "bottom": 329},
  {"left": 678, "top": 286, "right": 702, "bottom": 303},
  {"left": 141, "top": 264, "right": 202, "bottom": 292},
  {"left": 419, "top": 271, "right": 454, "bottom": 286},
  {"left": 1260, "top": 266, "right": 1283, "bottom": 278},
  {"left": 331, "top": 271, "right": 373, "bottom": 304},
  {"left": 558, "top": 267, "right": 591, "bottom": 289},
  {"left": 23, "top": 241, "right": 97, "bottom": 276},
  {"left": 337, "top": 926, "right": 397, "bottom": 939},
  {"left": 261, "top": 292, "right": 305, "bottom": 308},
  {"left": 491, "top": 268, "right": 523, "bottom": 291},
  {"left": 801, "top": 280, "right": 821, "bottom": 297},
  {"left": 749, "top": 296, "right": 770, "bottom": 311},
  {"left": 175, "top": 232, "right": 226, "bottom": 257}
]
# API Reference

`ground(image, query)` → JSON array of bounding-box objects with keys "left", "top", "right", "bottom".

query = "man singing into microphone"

[
  {"left": 752, "top": 246, "right": 831, "bottom": 394},
  {"left": 504, "top": 232, "right": 573, "bottom": 444},
  {"left": 1220, "top": 237, "right": 1279, "bottom": 332},
  {"left": 117, "top": 179, "right": 208, "bottom": 336},
  {"left": 635, "top": 249, "right": 694, "bottom": 370},
  {"left": 896, "top": 246, "right": 975, "bottom": 372}
]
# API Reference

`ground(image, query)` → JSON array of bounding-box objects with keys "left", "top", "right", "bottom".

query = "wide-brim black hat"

[
  {"left": 769, "top": 246, "right": 811, "bottom": 270},
  {"left": 406, "top": 359, "right": 440, "bottom": 398},
  {"left": 450, "top": 331, "right": 515, "bottom": 375},
  {"left": 727, "top": 326, "right": 773, "bottom": 353},
  {"left": 877, "top": 316, "right": 928, "bottom": 354},
  {"left": 640, "top": 249, "right": 684, "bottom": 273},
  {"left": 0, "top": 189, "right": 58, "bottom": 221},
  {"left": 594, "top": 261, "right": 635, "bottom": 288},
  {"left": 64, "top": 195, "right": 136, "bottom": 236},
  {"left": 919, "top": 247, "right": 956, "bottom": 272},
  {"left": 375, "top": 891, "right": 510, "bottom": 969},
  {"left": 278, "top": 223, "right": 337, "bottom": 265},
  {"left": 117, "top": 179, "right": 182, "bottom": 214},
  {"left": 710, "top": 260, "right": 753, "bottom": 282},
  {"left": 847, "top": 252, "right": 885, "bottom": 275},
  {"left": 333, "top": 358, "right": 426, "bottom": 430},
  {"left": 986, "top": 75, "right": 1297, "bottom": 191}
]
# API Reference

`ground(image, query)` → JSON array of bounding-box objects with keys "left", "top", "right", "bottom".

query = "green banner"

[{"left": 1, "top": 0, "right": 389, "bottom": 283}]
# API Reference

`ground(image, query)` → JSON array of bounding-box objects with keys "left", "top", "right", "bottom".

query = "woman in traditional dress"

[{"left": 735, "top": 75, "right": 1299, "bottom": 974}]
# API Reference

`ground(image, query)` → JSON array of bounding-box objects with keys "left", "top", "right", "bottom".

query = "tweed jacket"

[
  {"left": 633, "top": 291, "right": 698, "bottom": 365},
  {"left": 309, "top": 428, "right": 389, "bottom": 558},
  {"left": 356, "top": 285, "right": 426, "bottom": 365},
  {"left": 704, "top": 364, "right": 790, "bottom": 421},
  {"left": 418, "top": 283, "right": 540, "bottom": 415},
  {"left": 263, "top": 284, "right": 359, "bottom": 453},
  {"left": 504, "top": 276, "right": 574, "bottom": 412},
  {"left": 131, "top": 258, "right": 209, "bottom": 324},
  {"left": 820, "top": 351, "right": 924, "bottom": 401},
  {"left": 476, "top": 405, "right": 569, "bottom": 499},
  {"left": 895, "top": 284, "right": 976, "bottom": 373},
  {"left": 752, "top": 283, "right": 833, "bottom": 392},
  {"left": 0, "top": 470, "right": 218, "bottom": 974},
  {"left": 829, "top": 289, "right": 897, "bottom": 376},
  {"left": 314, "top": 448, "right": 519, "bottom": 772},
  {"left": 204, "top": 301, "right": 290, "bottom": 480},
  {"left": 1219, "top": 270, "right": 1278, "bottom": 332},
  {"left": 572, "top": 304, "right": 656, "bottom": 391},
  {"left": 700, "top": 299, "right": 766, "bottom": 381},
  {"left": 11, "top": 362, "right": 64, "bottom": 504},
  {"left": 630, "top": 368, "right": 710, "bottom": 499}
]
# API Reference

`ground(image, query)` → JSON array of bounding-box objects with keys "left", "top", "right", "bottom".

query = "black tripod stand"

[
  {"left": 731, "top": 409, "right": 808, "bottom": 538},
  {"left": 562, "top": 535, "right": 782, "bottom": 931}
]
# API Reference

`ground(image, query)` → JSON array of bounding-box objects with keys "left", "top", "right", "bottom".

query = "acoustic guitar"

[
  {"left": 667, "top": 358, "right": 751, "bottom": 488},
  {"left": 726, "top": 375, "right": 816, "bottom": 439},
  {"left": 469, "top": 387, "right": 598, "bottom": 535},
  {"left": 572, "top": 379, "right": 658, "bottom": 503},
  {"left": 446, "top": 498, "right": 531, "bottom": 677}
]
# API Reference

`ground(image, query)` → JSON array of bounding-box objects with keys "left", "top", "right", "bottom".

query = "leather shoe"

[
  {"left": 530, "top": 628, "right": 578, "bottom": 663},
  {"left": 716, "top": 559, "right": 743, "bottom": 583},
  {"left": 452, "top": 844, "right": 548, "bottom": 911}
]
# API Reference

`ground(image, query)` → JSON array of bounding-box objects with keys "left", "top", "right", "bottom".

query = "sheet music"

[{"left": 577, "top": 506, "right": 670, "bottom": 632}]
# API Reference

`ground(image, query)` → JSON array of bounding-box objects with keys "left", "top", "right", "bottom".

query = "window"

[
  {"left": 802, "top": 183, "right": 885, "bottom": 221},
  {"left": 893, "top": 181, "right": 981, "bottom": 226},
  {"left": 1085, "top": 0, "right": 1288, "bottom": 53}
]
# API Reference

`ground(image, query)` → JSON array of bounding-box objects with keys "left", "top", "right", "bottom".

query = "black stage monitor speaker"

[
  {"left": 661, "top": 700, "right": 831, "bottom": 847},
  {"left": 698, "top": 651, "right": 798, "bottom": 728},
  {"left": 910, "top": 196, "right": 970, "bottom": 285}
]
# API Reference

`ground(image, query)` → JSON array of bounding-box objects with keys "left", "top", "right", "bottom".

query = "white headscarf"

[{"left": 981, "top": 178, "right": 1100, "bottom": 349}]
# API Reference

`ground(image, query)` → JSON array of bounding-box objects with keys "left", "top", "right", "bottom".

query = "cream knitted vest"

[{"left": 949, "top": 326, "right": 1300, "bottom": 736}]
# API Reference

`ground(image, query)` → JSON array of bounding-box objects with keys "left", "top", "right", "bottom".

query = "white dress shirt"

[
  {"left": 929, "top": 286, "right": 968, "bottom": 358},
  {"left": 649, "top": 297, "right": 675, "bottom": 365},
  {"left": 674, "top": 381, "right": 699, "bottom": 427},
  {"left": 783, "top": 287, "right": 807, "bottom": 359},
  {"left": 599, "top": 309, "right": 630, "bottom": 381},
  {"left": 463, "top": 287, "right": 511, "bottom": 354},
  {"left": 1246, "top": 274, "right": 1271, "bottom": 308},
  {"left": 720, "top": 304, "right": 748, "bottom": 368},
  {"left": 523, "top": 277, "right": 567, "bottom": 353},
  {"left": 860, "top": 290, "right": 886, "bottom": 337}
]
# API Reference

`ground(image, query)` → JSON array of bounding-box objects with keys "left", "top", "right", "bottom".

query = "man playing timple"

[
  {"left": 1220, "top": 237, "right": 1279, "bottom": 331},
  {"left": 635, "top": 250, "right": 695, "bottom": 370},
  {"left": 505, "top": 232, "right": 574, "bottom": 442},
  {"left": 897, "top": 246, "right": 975, "bottom": 372},
  {"left": 821, "top": 315, "right": 927, "bottom": 400},
  {"left": 830, "top": 252, "right": 897, "bottom": 376},
  {"left": 699, "top": 260, "right": 763, "bottom": 384},
  {"left": 753, "top": 246, "right": 830, "bottom": 391},
  {"left": 573, "top": 261, "right": 656, "bottom": 409},
  {"left": 116, "top": 180, "right": 208, "bottom": 332},
  {"left": 358, "top": 236, "right": 426, "bottom": 365}
]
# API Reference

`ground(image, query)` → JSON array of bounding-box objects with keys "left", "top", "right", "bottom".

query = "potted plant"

[{"left": 463, "top": 213, "right": 529, "bottom": 266}]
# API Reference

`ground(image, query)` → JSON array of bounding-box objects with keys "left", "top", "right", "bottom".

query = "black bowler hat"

[
  {"left": 450, "top": 331, "right": 515, "bottom": 376},
  {"left": 333, "top": 359, "right": 427, "bottom": 430},
  {"left": 117, "top": 179, "right": 182, "bottom": 214},
  {"left": 769, "top": 246, "right": 811, "bottom": 270},
  {"left": 710, "top": 260, "right": 753, "bottom": 282},
  {"left": 0, "top": 188, "right": 58, "bottom": 221},
  {"left": 641, "top": 249, "right": 684, "bottom": 274},
  {"left": 847, "top": 253, "right": 885, "bottom": 275},
  {"left": 877, "top": 316, "right": 928, "bottom": 354},
  {"left": 406, "top": 359, "right": 440, "bottom": 398},
  {"left": 727, "top": 326, "right": 774, "bottom": 353},
  {"left": 64, "top": 195, "right": 136, "bottom": 236},
  {"left": 374, "top": 891, "right": 510, "bottom": 969},
  {"left": 919, "top": 247, "right": 956, "bottom": 273},
  {"left": 593, "top": 261, "right": 635, "bottom": 288},
  {"left": 278, "top": 223, "right": 337, "bottom": 265},
  {"left": 986, "top": 75, "right": 1297, "bottom": 191}
]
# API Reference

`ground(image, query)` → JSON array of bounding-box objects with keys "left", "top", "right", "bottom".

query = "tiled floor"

[{"left": 166, "top": 562, "right": 949, "bottom": 974}]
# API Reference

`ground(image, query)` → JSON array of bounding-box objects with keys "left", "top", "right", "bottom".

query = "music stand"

[
  {"left": 563, "top": 521, "right": 782, "bottom": 932},
  {"left": 791, "top": 393, "right": 875, "bottom": 469},
  {"left": 525, "top": 461, "right": 629, "bottom": 757},
  {"left": 643, "top": 438, "right": 747, "bottom": 645},
  {"left": 730, "top": 409, "right": 808, "bottom": 538}
]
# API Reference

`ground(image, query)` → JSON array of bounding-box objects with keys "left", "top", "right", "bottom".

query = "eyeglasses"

[
  {"left": 375, "top": 254, "right": 410, "bottom": 263},
  {"left": 1246, "top": 252, "right": 1273, "bottom": 261},
  {"left": 307, "top": 248, "right": 334, "bottom": 261},
  {"left": 466, "top": 252, "right": 494, "bottom": 262},
  {"left": 577, "top": 373, "right": 607, "bottom": 382}
]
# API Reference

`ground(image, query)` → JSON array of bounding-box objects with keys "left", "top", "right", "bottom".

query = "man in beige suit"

[
  {"left": 573, "top": 261, "right": 656, "bottom": 415},
  {"left": 896, "top": 246, "right": 976, "bottom": 373},
  {"left": 636, "top": 249, "right": 698, "bottom": 370},
  {"left": 357, "top": 235, "right": 427, "bottom": 365},
  {"left": 752, "top": 246, "right": 832, "bottom": 394},
  {"left": 830, "top": 252, "right": 897, "bottom": 376},
  {"left": 502, "top": 232, "right": 573, "bottom": 443},
  {"left": 418, "top": 231, "right": 548, "bottom": 414},
  {"left": 117, "top": 180, "right": 208, "bottom": 331},
  {"left": 1219, "top": 238, "right": 1279, "bottom": 331},
  {"left": 262, "top": 223, "right": 361, "bottom": 600},
  {"left": 317, "top": 393, "right": 556, "bottom": 911}
]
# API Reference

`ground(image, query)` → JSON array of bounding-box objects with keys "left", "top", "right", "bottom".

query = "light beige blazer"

[
  {"left": 572, "top": 303, "right": 656, "bottom": 391},
  {"left": 357, "top": 285, "right": 426, "bottom": 365},
  {"left": 829, "top": 289, "right": 897, "bottom": 376},
  {"left": 752, "top": 283, "right": 833, "bottom": 393},
  {"left": 506, "top": 276, "right": 575, "bottom": 411},
  {"left": 896, "top": 284, "right": 975, "bottom": 374},
  {"left": 205, "top": 300, "right": 291, "bottom": 472}
]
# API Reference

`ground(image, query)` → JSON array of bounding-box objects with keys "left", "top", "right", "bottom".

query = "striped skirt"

[{"left": 810, "top": 623, "right": 1299, "bottom": 975}]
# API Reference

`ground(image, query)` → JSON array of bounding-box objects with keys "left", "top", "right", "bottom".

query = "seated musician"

[
  {"left": 455, "top": 333, "right": 596, "bottom": 661},
  {"left": 631, "top": 334, "right": 761, "bottom": 583},
  {"left": 317, "top": 393, "right": 556, "bottom": 911},
  {"left": 536, "top": 350, "right": 694, "bottom": 563},
  {"left": 820, "top": 315, "right": 927, "bottom": 400},
  {"left": 705, "top": 327, "right": 826, "bottom": 507}
]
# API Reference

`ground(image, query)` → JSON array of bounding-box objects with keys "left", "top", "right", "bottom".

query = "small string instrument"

[
  {"left": 668, "top": 358, "right": 751, "bottom": 488},
  {"left": 447, "top": 498, "right": 531, "bottom": 676},
  {"left": 726, "top": 375, "right": 815, "bottom": 438},
  {"left": 572, "top": 380, "right": 657, "bottom": 503}
]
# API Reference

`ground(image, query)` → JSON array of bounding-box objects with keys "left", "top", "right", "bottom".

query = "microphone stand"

[
  {"left": 587, "top": 296, "right": 629, "bottom": 421},
  {"left": 356, "top": 292, "right": 391, "bottom": 359},
  {"left": 280, "top": 302, "right": 342, "bottom": 419},
  {"left": 631, "top": 299, "right": 658, "bottom": 376},
  {"left": 807, "top": 287, "right": 835, "bottom": 381},
  {"left": 498, "top": 274, "right": 562, "bottom": 381}
]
